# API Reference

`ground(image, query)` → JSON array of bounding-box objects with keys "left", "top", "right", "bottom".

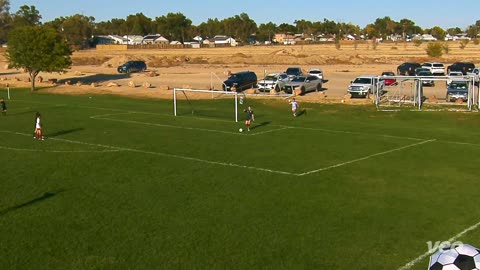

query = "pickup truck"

[{"left": 348, "top": 76, "right": 385, "bottom": 98}]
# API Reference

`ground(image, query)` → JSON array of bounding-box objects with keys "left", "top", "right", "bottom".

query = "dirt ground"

[{"left": 0, "top": 41, "right": 479, "bottom": 104}]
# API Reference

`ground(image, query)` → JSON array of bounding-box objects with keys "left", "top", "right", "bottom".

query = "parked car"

[
  {"left": 223, "top": 71, "right": 257, "bottom": 91},
  {"left": 397, "top": 62, "right": 421, "bottom": 76},
  {"left": 380, "top": 71, "right": 396, "bottom": 86},
  {"left": 117, "top": 61, "right": 147, "bottom": 73},
  {"left": 415, "top": 67, "right": 430, "bottom": 75},
  {"left": 446, "top": 71, "right": 464, "bottom": 85},
  {"left": 416, "top": 70, "right": 435, "bottom": 86},
  {"left": 285, "top": 67, "right": 303, "bottom": 79},
  {"left": 447, "top": 62, "right": 475, "bottom": 75},
  {"left": 257, "top": 73, "right": 289, "bottom": 92},
  {"left": 446, "top": 81, "right": 469, "bottom": 102},
  {"left": 421, "top": 62, "right": 445, "bottom": 75},
  {"left": 308, "top": 68, "right": 324, "bottom": 82},
  {"left": 283, "top": 75, "right": 322, "bottom": 94},
  {"left": 467, "top": 68, "right": 480, "bottom": 85},
  {"left": 348, "top": 76, "right": 385, "bottom": 98}
]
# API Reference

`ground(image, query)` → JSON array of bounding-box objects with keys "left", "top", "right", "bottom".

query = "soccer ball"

[
  {"left": 429, "top": 244, "right": 480, "bottom": 270},
  {"left": 239, "top": 128, "right": 243, "bottom": 132}
]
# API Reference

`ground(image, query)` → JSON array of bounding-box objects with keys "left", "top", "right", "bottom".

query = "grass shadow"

[
  {"left": 47, "top": 127, "right": 84, "bottom": 137},
  {"left": 297, "top": 109, "right": 307, "bottom": 117},
  {"left": 0, "top": 189, "right": 65, "bottom": 217},
  {"left": 57, "top": 73, "right": 130, "bottom": 85},
  {"left": 251, "top": 121, "right": 271, "bottom": 130}
]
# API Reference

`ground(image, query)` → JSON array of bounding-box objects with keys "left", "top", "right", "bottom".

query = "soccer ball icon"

[
  {"left": 239, "top": 128, "right": 243, "bottom": 132},
  {"left": 429, "top": 244, "right": 480, "bottom": 270}
]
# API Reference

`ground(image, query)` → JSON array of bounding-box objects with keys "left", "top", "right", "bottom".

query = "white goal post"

[{"left": 173, "top": 88, "right": 240, "bottom": 122}]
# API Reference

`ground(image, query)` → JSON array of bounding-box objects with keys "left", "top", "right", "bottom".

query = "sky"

[{"left": 9, "top": 0, "right": 480, "bottom": 30}]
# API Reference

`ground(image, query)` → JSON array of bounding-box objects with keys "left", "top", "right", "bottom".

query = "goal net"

[
  {"left": 375, "top": 75, "right": 478, "bottom": 112},
  {"left": 173, "top": 88, "right": 242, "bottom": 122}
]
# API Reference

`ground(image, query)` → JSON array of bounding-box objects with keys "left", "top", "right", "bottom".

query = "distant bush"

[
  {"left": 391, "top": 46, "right": 398, "bottom": 50},
  {"left": 442, "top": 43, "right": 450, "bottom": 54},
  {"left": 334, "top": 39, "right": 341, "bottom": 50},
  {"left": 413, "top": 40, "right": 423, "bottom": 47},
  {"left": 473, "top": 38, "right": 480, "bottom": 45},
  {"left": 372, "top": 40, "right": 378, "bottom": 50},
  {"left": 426, "top": 42, "right": 443, "bottom": 57},
  {"left": 459, "top": 39, "right": 469, "bottom": 49}
]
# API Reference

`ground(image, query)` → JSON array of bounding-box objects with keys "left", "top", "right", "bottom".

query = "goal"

[
  {"left": 374, "top": 75, "right": 478, "bottom": 112},
  {"left": 173, "top": 88, "right": 243, "bottom": 122}
]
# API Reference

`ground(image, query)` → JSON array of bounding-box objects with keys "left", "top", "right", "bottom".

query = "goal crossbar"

[{"left": 173, "top": 88, "right": 239, "bottom": 122}]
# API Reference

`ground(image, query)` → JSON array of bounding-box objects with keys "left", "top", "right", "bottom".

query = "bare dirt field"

[{"left": 1, "top": 41, "right": 479, "bottom": 104}]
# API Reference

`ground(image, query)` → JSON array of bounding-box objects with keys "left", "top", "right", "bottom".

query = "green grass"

[{"left": 1, "top": 88, "right": 480, "bottom": 270}]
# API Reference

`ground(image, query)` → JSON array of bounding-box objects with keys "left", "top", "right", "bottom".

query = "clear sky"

[{"left": 9, "top": 0, "right": 480, "bottom": 29}]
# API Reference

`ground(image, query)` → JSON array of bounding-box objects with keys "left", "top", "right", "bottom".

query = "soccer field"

[{"left": 1, "top": 89, "right": 480, "bottom": 270}]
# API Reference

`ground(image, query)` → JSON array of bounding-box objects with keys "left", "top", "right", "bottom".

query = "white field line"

[
  {"left": 297, "top": 139, "right": 436, "bottom": 176},
  {"left": 15, "top": 99, "right": 480, "bottom": 147},
  {"left": 92, "top": 115, "right": 244, "bottom": 136},
  {"left": 249, "top": 126, "right": 293, "bottom": 136},
  {"left": 397, "top": 220, "right": 480, "bottom": 270},
  {"left": 91, "top": 113, "right": 293, "bottom": 136},
  {"left": 282, "top": 126, "right": 428, "bottom": 142},
  {"left": 0, "top": 145, "right": 120, "bottom": 153},
  {"left": 2, "top": 130, "right": 295, "bottom": 176}
]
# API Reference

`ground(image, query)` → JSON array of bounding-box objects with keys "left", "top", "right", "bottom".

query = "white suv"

[{"left": 422, "top": 62, "right": 445, "bottom": 76}]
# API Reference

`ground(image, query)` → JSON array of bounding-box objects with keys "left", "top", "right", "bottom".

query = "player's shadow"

[
  {"left": 0, "top": 189, "right": 65, "bottom": 217},
  {"left": 47, "top": 128, "right": 84, "bottom": 137},
  {"left": 297, "top": 109, "right": 307, "bottom": 117},
  {"left": 252, "top": 121, "right": 271, "bottom": 130}
]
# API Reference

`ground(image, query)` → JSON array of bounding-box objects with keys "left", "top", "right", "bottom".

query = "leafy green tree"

[
  {"left": 154, "top": 12, "right": 192, "bottom": 42},
  {"left": 125, "top": 13, "right": 152, "bottom": 35},
  {"left": 6, "top": 25, "right": 72, "bottom": 91},
  {"left": 12, "top": 5, "right": 41, "bottom": 27},
  {"left": 446, "top": 27, "right": 462, "bottom": 36},
  {"left": 277, "top": 23, "right": 296, "bottom": 34},
  {"left": 196, "top": 18, "right": 223, "bottom": 38},
  {"left": 430, "top": 26, "right": 446, "bottom": 40},
  {"left": 257, "top": 22, "right": 277, "bottom": 42},
  {"left": 45, "top": 14, "right": 96, "bottom": 49},
  {"left": 0, "top": 0, "right": 11, "bottom": 43}
]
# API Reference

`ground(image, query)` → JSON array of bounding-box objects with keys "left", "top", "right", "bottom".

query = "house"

[
  {"left": 421, "top": 34, "right": 437, "bottom": 41},
  {"left": 170, "top": 41, "right": 182, "bottom": 45},
  {"left": 274, "top": 33, "right": 295, "bottom": 44},
  {"left": 108, "top": 35, "right": 128, "bottom": 44},
  {"left": 125, "top": 35, "right": 144, "bottom": 45},
  {"left": 95, "top": 35, "right": 116, "bottom": 45},
  {"left": 142, "top": 34, "right": 169, "bottom": 44},
  {"left": 213, "top": 35, "right": 237, "bottom": 46}
]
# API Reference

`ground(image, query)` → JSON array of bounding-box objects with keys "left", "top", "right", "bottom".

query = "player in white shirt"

[
  {"left": 34, "top": 112, "right": 44, "bottom": 140},
  {"left": 289, "top": 98, "right": 299, "bottom": 117}
]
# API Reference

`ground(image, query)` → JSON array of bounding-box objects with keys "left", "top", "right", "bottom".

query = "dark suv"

[
  {"left": 285, "top": 67, "right": 303, "bottom": 78},
  {"left": 117, "top": 61, "right": 147, "bottom": 73},
  {"left": 447, "top": 62, "right": 475, "bottom": 75},
  {"left": 223, "top": 71, "right": 257, "bottom": 91},
  {"left": 397, "top": 62, "right": 421, "bottom": 76}
]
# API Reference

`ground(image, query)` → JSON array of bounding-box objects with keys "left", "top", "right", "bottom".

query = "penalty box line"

[
  {"left": 298, "top": 139, "right": 436, "bottom": 176},
  {"left": 2, "top": 130, "right": 295, "bottom": 176},
  {"left": 90, "top": 112, "right": 293, "bottom": 136}
]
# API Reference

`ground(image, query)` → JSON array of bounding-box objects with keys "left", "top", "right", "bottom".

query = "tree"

[
  {"left": 12, "top": 5, "right": 41, "bottom": 27},
  {"left": 257, "top": 22, "right": 277, "bottom": 42},
  {"left": 125, "top": 13, "right": 152, "bottom": 36},
  {"left": 6, "top": 25, "right": 72, "bottom": 91},
  {"left": 45, "top": 14, "right": 96, "bottom": 49},
  {"left": 154, "top": 12, "right": 192, "bottom": 42},
  {"left": 0, "top": 0, "right": 11, "bottom": 43},
  {"left": 430, "top": 26, "right": 446, "bottom": 41}
]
